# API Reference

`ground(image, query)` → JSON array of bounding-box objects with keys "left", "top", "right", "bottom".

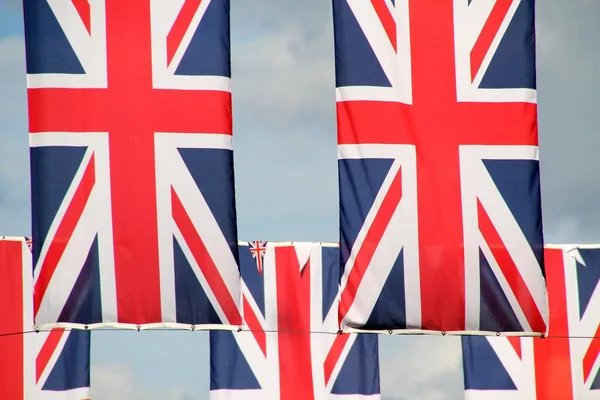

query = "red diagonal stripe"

[
  {"left": 370, "top": 0, "right": 396, "bottom": 51},
  {"left": 167, "top": 0, "right": 203, "bottom": 67},
  {"left": 171, "top": 187, "right": 241, "bottom": 325},
  {"left": 583, "top": 325, "right": 600, "bottom": 383},
  {"left": 508, "top": 336, "right": 522, "bottom": 359},
  {"left": 34, "top": 154, "right": 96, "bottom": 318},
  {"left": 243, "top": 295, "right": 266, "bottom": 356},
  {"left": 339, "top": 167, "right": 402, "bottom": 323},
  {"left": 36, "top": 328, "right": 65, "bottom": 383},
  {"left": 477, "top": 200, "right": 546, "bottom": 332},
  {"left": 324, "top": 334, "right": 351, "bottom": 385},
  {"left": 470, "top": 0, "right": 513, "bottom": 81},
  {"left": 71, "top": 0, "right": 91, "bottom": 34}
]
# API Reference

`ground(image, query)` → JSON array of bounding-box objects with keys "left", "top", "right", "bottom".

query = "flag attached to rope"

[
  {"left": 210, "top": 242, "right": 380, "bottom": 399},
  {"left": 0, "top": 237, "right": 91, "bottom": 399},
  {"left": 24, "top": 0, "right": 241, "bottom": 328},
  {"left": 333, "top": 0, "right": 547, "bottom": 333},
  {"left": 462, "top": 246, "right": 600, "bottom": 399}
]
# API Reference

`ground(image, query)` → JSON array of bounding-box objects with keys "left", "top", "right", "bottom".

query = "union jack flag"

[
  {"left": 24, "top": 0, "right": 241, "bottom": 328},
  {"left": 462, "top": 246, "right": 600, "bottom": 399},
  {"left": 249, "top": 241, "right": 267, "bottom": 274},
  {"left": 334, "top": 0, "right": 547, "bottom": 332},
  {"left": 210, "top": 242, "right": 380, "bottom": 399},
  {"left": 0, "top": 237, "right": 91, "bottom": 399}
]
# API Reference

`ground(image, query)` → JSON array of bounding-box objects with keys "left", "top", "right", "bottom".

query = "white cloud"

[
  {"left": 92, "top": 364, "right": 201, "bottom": 400},
  {"left": 231, "top": 24, "right": 335, "bottom": 134},
  {"left": 0, "top": 36, "right": 27, "bottom": 126},
  {"left": 379, "top": 336, "right": 463, "bottom": 400}
]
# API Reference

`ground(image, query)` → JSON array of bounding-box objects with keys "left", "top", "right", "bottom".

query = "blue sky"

[{"left": 0, "top": 0, "right": 599, "bottom": 399}]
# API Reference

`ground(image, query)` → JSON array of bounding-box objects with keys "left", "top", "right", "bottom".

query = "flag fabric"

[
  {"left": 0, "top": 237, "right": 91, "bottom": 399},
  {"left": 333, "top": 0, "right": 547, "bottom": 333},
  {"left": 462, "top": 246, "right": 600, "bottom": 399},
  {"left": 210, "top": 242, "right": 380, "bottom": 399},
  {"left": 23, "top": 0, "right": 241, "bottom": 328}
]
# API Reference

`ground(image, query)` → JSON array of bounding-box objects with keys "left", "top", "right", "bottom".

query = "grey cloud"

[
  {"left": 4, "top": 0, "right": 22, "bottom": 10},
  {"left": 536, "top": 0, "right": 600, "bottom": 243},
  {"left": 230, "top": 0, "right": 600, "bottom": 243},
  {"left": 0, "top": 36, "right": 30, "bottom": 235}
]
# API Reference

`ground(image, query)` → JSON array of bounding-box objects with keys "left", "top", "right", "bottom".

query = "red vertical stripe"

[
  {"left": 470, "top": 0, "right": 512, "bottom": 81},
  {"left": 534, "top": 248, "right": 573, "bottom": 399},
  {"left": 339, "top": 168, "right": 402, "bottom": 323},
  {"left": 167, "top": 0, "right": 203, "bottom": 66},
  {"left": 408, "top": 0, "right": 467, "bottom": 331},
  {"left": 478, "top": 201, "right": 546, "bottom": 332},
  {"left": 36, "top": 329, "right": 65, "bottom": 383},
  {"left": 0, "top": 240, "right": 25, "bottom": 399},
  {"left": 534, "top": 338, "right": 573, "bottom": 400},
  {"left": 275, "top": 247, "right": 315, "bottom": 400},
  {"left": 34, "top": 155, "right": 96, "bottom": 318},
  {"left": 105, "top": 0, "right": 162, "bottom": 324},
  {"left": 71, "top": 0, "right": 91, "bottom": 34}
]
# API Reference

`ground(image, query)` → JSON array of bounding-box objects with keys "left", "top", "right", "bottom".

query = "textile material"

[
  {"left": 23, "top": 0, "right": 241, "bottom": 328},
  {"left": 210, "top": 242, "right": 380, "bottom": 399},
  {"left": 333, "top": 0, "right": 547, "bottom": 333},
  {"left": 0, "top": 237, "right": 91, "bottom": 399},
  {"left": 462, "top": 246, "right": 600, "bottom": 399}
]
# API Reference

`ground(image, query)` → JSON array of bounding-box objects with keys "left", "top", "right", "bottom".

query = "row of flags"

[
  {"left": 0, "top": 237, "right": 90, "bottom": 399},
  {"left": 23, "top": 0, "right": 548, "bottom": 335},
  {"left": 1, "top": 238, "right": 598, "bottom": 398},
  {"left": 7, "top": 0, "right": 597, "bottom": 398}
]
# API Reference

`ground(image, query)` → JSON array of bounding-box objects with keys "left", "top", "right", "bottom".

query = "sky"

[{"left": 0, "top": 0, "right": 599, "bottom": 399}]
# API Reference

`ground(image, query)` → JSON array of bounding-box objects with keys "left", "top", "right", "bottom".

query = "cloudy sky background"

[{"left": 0, "top": 0, "right": 598, "bottom": 398}]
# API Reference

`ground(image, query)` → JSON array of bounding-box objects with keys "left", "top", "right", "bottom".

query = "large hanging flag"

[
  {"left": 333, "top": 0, "right": 547, "bottom": 333},
  {"left": 210, "top": 242, "right": 380, "bottom": 399},
  {"left": 0, "top": 237, "right": 91, "bottom": 399},
  {"left": 462, "top": 246, "right": 600, "bottom": 398},
  {"left": 23, "top": 0, "right": 241, "bottom": 328}
]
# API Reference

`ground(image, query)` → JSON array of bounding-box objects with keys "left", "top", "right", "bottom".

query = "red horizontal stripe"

[
  {"left": 28, "top": 89, "right": 232, "bottom": 135},
  {"left": 337, "top": 101, "right": 538, "bottom": 146}
]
